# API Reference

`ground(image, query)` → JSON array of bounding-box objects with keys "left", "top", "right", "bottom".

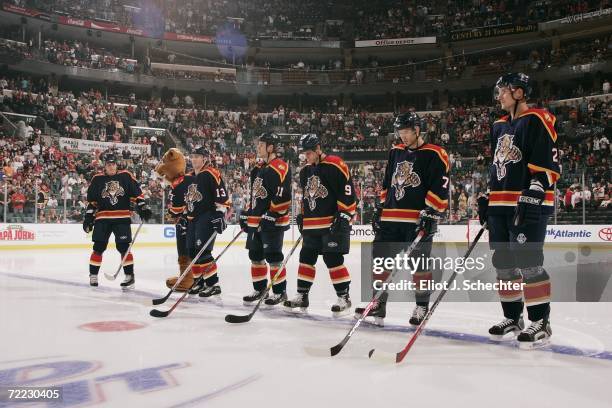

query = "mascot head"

[{"left": 155, "top": 148, "right": 186, "bottom": 183}]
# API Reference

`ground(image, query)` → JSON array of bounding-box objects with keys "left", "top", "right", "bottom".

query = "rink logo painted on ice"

[
  {"left": 0, "top": 225, "right": 35, "bottom": 241},
  {"left": 0, "top": 359, "right": 188, "bottom": 406},
  {"left": 598, "top": 227, "right": 612, "bottom": 241}
]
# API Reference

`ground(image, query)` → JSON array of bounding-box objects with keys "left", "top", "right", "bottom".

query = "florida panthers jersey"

[
  {"left": 168, "top": 172, "right": 195, "bottom": 218},
  {"left": 488, "top": 108, "right": 560, "bottom": 215},
  {"left": 184, "top": 167, "right": 230, "bottom": 220},
  {"left": 247, "top": 157, "right": 291, "bottom": 229},
  {"left": 299, "top": 155, "right": 356, "bottom": 231},
  {"left": 87, "top": 170, "right": 144, "bottom": 222},
  {"left": 379, "top": 143, "right": 450, "bottom": 223}
]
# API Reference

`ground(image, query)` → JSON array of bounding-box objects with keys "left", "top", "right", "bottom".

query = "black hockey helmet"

[
  {"left": 259, "top": 131, "right": 279, "bottom": 147},
  {"left": 394, "top": 112, "right": 421, "bottom": 131},
  {"left": 191, "top": 146, "right": 209, "bottom": 157},
  {"left": 103, "top": 152, "right": 118, "bottom": 164},
  {"left": 300, "top": 133, "right": 321, "bottom": 151},
  {"left": 494, "top": 72, "right": 532, "bottom": 101}
]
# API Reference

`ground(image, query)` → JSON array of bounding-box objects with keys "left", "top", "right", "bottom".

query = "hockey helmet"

[
  {"left": 259, "top": 131, "right": 279, "bottom": 147},
  {"left": 191, "top": 146, "right": 209, "bottom": 157},
  {"left": 103, "top": 152, "right": 118, "bottom": 164},
  {"left": 394, "top": 112, "right": 421, "bottom": 132},
  {"left": 300, "top": 133, "right": 321, "bottom": 152},
  {"left": 494, "top": 72, "right": 532, "bottom": 101}
]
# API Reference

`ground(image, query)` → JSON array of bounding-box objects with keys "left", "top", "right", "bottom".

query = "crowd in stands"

[
  {"left": 39, "top": 39, "right": 137, "bottom": 73},
  {"left": 10, "top": 0, "right": 610, "bottom": 41},
  {"left": 0, "top": 71, "right": 610, "bottom": 224}
]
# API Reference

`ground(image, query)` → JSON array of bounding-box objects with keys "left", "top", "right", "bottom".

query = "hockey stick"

[
  {"left": 225, "top": 235, "right": 302, "bottom": 324},
  {"left": 368, "top": 223, "right": 487, "bottom": 364},
  {"left": 105, "top": 222, "right": 144, "bottom": 281},
  {"left": 149, "top": 231, "right": 225, "bottom": 318},
  {"left": 151, "top": 230, "right": 242, "bottom": 305},
  {"left": 305, "top": 229, "right": 426, "bottom": 358}
]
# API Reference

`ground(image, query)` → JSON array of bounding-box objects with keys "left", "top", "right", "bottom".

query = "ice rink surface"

[{"left": 1, "top": 243, "right": 612, "bottom": 408}]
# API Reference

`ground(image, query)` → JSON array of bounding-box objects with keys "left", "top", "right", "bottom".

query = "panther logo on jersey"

[
  {"left": 304, "top": 175, "right": 328, "bottom": 211},
  {"left": 185, "top": 184, "right": 203, "bottom": 213},
  {"left": 493, "top": 134, "right": 522, "bottom": 181},
  {"left": 391, "top": 161, "right": 421, "bottom": 201},
  {"left": 101, "top": 181, "right": 125, "bottom": 206},
  {"left": 251, "top": 177, "right": 268, "bottom": 210}
]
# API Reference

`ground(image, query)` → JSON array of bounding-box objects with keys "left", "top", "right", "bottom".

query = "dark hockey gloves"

[
  {"left": 296, "top": 214, "right": 304, "bottom": 233},
  {"left": 239, "top": 211, "right": 249, "bottom": 231},
  {"left": 514, "top": 188, "right": 545, "bottom": 227},
  {"left": 330, "top": 211, "right": 352, "bottom": 235},
  {"left": 259, "top": 211, "right": 281, "bottom": 232},
  {"left": 211, "top": 211, "right": 227, "bottom": 234},
  {"left": 372, "top": 206, "right": 383, "bottom": 234},
  {"left": 477, "top": 194, "right": 489, "bottom": 226},
  {"left": 176, "top": 215, "right": 188, "bottom": 236},
  {"left": 136, "top": 200, "right": 152, "bottom": 221},
  {"left": 417, "top": 207, "right": 441, "bottom": 239},
  {"left": 83, "top": 207, "right": 95, "bottom": 233}
]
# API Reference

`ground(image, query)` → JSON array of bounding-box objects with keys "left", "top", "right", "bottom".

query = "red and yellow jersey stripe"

[
  {"left": 95, "top": 209, "right": 131, "bottom": 220},
  {"left": 489, "top": 190, "right": 554, "bottom": 207},
  {"left": 303, "top": 215, "right": 334, "bottom": 230},
  {"left": 380, "top": 208, "right": 420, "bottom": 223},
  {"left": 424, "top": 191, "right": 448, "bottom": 213}
]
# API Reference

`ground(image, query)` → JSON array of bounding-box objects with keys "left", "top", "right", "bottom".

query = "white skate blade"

[
  {"left": 489, "top": 329, "right": 521, "bottom": 342},
  {"left": 120, "top": 284, "right": 134, "bottom": 291},
  {"left": 332, "top": 308, "right": 351, "bottom": 318},
  {"left": 353, "top": 313, "right": 384, "bottom": 327},
  {"left": 519, "top": 337, "right": 551, "bottom": 350},
  {"left": 199, "top": 294, "right": 222, "bottom": 304},
  {"left": 283, "top": 306, "right": 308, "bottom": 315}
]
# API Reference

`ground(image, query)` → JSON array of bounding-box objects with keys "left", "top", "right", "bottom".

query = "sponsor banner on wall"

[
  {"left": 58, "top": 138, "right": 151, "bottom": 156},
  {"left": 163, "top": 32, "right": 214, "bottom": 44},
  {"left": 449, "top": 23, "right": 537, "bottom": 41},
  {"left": 539, "top": 8, "right": 612, "bottom": 30},
  {"left": 2, "top": 224, "right": 609, "bottom": 248},
  {"left": 355, "top": 36, "right": 436, "bottom": 48}
]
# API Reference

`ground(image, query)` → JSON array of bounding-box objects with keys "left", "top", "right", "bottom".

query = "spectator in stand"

[{"left": 11, "top": 188, "right": 26, "bottom": 213}]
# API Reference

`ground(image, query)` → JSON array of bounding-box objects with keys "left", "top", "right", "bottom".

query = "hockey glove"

[
  {"left": 296, "top": 214, "right": 304, "bottom": 233},
  {"left": 136, "top": 200, "right": 153, "bottom": 222},
  {"left": 477, "top": 194, "right": 489, "bottom": 226},
  {"left": 417, "top": 207, "right": 441, "bottom": 239},
  {"left": 372, "top": 206, "right": 383, "bottom": 234},
  {"left": 239, "top": 211, "right": 249, "bottom": 232},
  {"left": 176, "top": 215, "right": 188, "bottom": 236},
  {"left": 82, "top": 207, "right": 96, "bottom": 233},
  {"left": 330, "top": 212, "right": 352, "bottom": 235},
  {"left": 259, "top": 211, "right": 280, "bottom": 232},
  {"left": 513, "top": 189, "right": 545, "bottom": 227},
  {"left": 211, "top": 211, "right": 227, "bottom": 234}
]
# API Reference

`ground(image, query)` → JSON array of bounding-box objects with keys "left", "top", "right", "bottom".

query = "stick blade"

[
  {"left": 368, "top": 348, "right": 399, "bottom": 364},
  {"left": 104, "top": 272, "right": 117, "bottom": 281},
  {"left": 330, "top": 342, "right": 346, "bottom": 356},
  {"left": 151, "top": 293, "right": 170, "bottom": 306},
  {"left": 149, "top": 309, "right": 170, "bottom": 318},
  {"left": 225, "top": 313, "right": 252, "bottom": 324}
]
